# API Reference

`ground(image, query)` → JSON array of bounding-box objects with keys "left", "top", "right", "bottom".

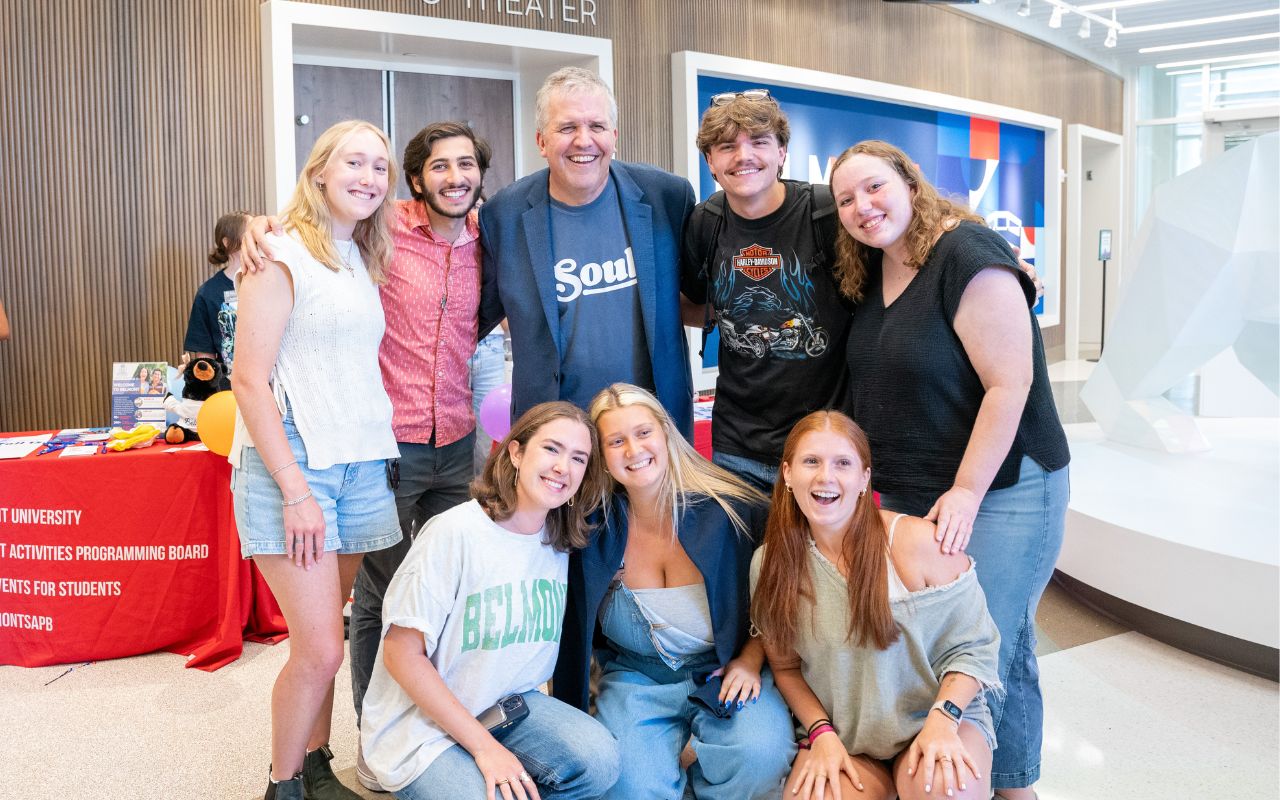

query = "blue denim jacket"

[{"left": 551, "top": 492, "right": 765, "bottom": 712}]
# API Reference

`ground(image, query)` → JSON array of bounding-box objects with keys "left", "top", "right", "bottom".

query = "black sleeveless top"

[{"left": 845, "top": 222, "right": 1069, "bottom": 494}]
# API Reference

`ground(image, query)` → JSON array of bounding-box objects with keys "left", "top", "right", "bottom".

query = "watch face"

[{"left": 942, "top": 700, "right": 963, "bottom": 720}]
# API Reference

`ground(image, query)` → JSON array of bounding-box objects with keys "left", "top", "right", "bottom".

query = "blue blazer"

[
  {"left": 478, "top": 161, "right": 696, "bottom": 438},
  {"left": 551, "top": 493, "right": 767, "bottom": 713}
]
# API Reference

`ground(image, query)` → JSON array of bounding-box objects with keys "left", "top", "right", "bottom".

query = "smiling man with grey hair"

[{"left": 478, "top": 66, "right": 697, "bottom": 436}]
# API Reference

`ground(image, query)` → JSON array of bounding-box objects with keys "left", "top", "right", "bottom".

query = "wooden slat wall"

[{"left": 0, "top": 0, "right": 1120, "bottom": 431}]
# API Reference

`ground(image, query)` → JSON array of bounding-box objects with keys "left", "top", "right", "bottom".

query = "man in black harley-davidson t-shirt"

[{"left": 681, "top": 90, "right": 850, "bottom": 491}]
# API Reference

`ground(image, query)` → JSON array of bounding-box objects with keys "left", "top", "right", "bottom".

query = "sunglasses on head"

[{"left": 709, "top": 88, "right": 773, "bottom": 107}]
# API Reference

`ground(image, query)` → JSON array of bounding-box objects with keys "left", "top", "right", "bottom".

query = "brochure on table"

[{"left": 112, "top": 362, "right": 169, "bottom": 430}]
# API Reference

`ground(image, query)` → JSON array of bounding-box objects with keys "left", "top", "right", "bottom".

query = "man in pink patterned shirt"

[
  {"left": 349, "top": 122, "right": 491, "bottom": 793},
  {"left": 243, "top": 121, "right": 492, "bottom": 798}
]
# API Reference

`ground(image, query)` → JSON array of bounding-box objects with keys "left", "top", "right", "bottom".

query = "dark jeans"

[{"left": 350, "top": 432, "right": 475, "bottom": 722}]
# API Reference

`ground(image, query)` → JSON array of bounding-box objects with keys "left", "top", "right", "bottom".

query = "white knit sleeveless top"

[{"left": 230, "top": 232, "right": 398, "bottom": 470}]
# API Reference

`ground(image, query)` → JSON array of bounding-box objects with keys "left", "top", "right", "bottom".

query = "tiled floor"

[{"left": 3, "top": 358, "right": 1274, "bottom": 799}]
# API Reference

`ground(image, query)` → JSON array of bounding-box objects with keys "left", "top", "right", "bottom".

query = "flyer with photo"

[{"left": 111, "top": 362, "right": 168, "bottom": 429}]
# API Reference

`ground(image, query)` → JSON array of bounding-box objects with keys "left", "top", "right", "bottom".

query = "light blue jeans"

[
  {"left": 595, "top": 582, "right": 794, "bottom": 800},
  {"left": 469, "top": 330, "right": 507, "bottom": 475},
  {"left": 711, "top": 450, "right": 778, "bottom": 495},
  {"left": 879, "top": 455, "right": 1069, "bottom": 790},
  {"left": 393, "top": 689, "right": 619, "bottom": 800}
]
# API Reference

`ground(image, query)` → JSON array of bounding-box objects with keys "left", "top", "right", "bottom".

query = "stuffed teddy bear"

[{"left": 164, "top": 357, "right": 231, "bottom": 444}]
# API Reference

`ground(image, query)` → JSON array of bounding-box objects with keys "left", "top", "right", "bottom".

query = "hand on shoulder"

[{"left": 883, "top": 511, "right": 971, "bottom": 588}]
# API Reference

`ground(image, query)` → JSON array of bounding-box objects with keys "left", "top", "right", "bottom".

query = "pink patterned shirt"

[{"left": 379, "top": 199, "right": 481, "bottom": 446}]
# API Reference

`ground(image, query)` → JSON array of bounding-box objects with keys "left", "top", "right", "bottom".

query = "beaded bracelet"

[
  {"left": 269, "top": 459, "right": 298, "bottom": 478},
  {"left": 282, "top": 489, "right": 313, "bottom": 507}
]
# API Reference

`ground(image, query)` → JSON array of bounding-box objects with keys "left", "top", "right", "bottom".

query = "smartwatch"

[{"left": 930, "top": 700, "right": 963, "bottom": 727}]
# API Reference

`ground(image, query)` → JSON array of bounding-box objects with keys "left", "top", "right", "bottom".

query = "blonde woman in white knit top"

[{"left": 231, "top": 120, "right": 401, "bottom": 800}]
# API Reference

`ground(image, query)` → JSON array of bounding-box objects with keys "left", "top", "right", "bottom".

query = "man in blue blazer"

[{"left": 478, "top": 67, "right": 697, "bottom": 438}]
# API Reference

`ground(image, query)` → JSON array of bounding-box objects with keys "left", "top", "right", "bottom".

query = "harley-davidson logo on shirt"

[{"left": 733, "top": 244, "right": 781, "bottom": 281}]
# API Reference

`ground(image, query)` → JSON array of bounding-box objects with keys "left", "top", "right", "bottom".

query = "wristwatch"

[{"left": 930, "top": 700, "right": 963, "bottom": 727}]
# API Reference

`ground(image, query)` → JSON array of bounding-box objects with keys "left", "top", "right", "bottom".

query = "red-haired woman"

[{"left": 751, "top": 411, "right": 1001, "bottom": 800}]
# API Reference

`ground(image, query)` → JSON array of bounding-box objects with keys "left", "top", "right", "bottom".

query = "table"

[{"left": 0, "top": 437, "right": 286, "bottom": 671}]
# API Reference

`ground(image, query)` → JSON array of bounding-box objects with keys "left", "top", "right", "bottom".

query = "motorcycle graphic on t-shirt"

[{"left": 714, "top": 245, "right": 828, "bottom": 361}]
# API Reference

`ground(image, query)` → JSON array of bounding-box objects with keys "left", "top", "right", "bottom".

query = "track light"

[
  {"left": 1104, "top": 10, "right": 1117, "bottom": 46},
  {"left": 1017, "top": 0, "right": 1032, "bottom": 17},
  {"left": 1049, "top": 5, "right": 1064, "bottom": 28},
  {"left": 1078, "top": 16, "right": 1091, "bottom": 38}
]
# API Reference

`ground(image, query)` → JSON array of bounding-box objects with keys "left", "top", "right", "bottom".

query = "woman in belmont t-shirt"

[{"left": 361, "top": 402, "right": 620, "bottom": 800}]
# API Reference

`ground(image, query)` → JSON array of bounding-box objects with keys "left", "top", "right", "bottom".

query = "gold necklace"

[{"left": 338, "top": 239, "right": 356, "bottom": 275}]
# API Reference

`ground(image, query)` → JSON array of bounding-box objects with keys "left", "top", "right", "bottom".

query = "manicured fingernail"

[
  {"left": 947, "top": 790, "right": 954, "bottom": 797},
  {"left": 736, "top": 700, "right": 743, "bottom": 709},
  {"left": 723, "top": 699, "right": 730, "bottom": 708},
  {"left": 924, "top": 784, "right": 931, "bottom": 793},
  {"left": 752, "top": 697, "right": 758, "bottom": 704},
  {"left": 960, "top": 783, "right": 967, "bottom": 791}
]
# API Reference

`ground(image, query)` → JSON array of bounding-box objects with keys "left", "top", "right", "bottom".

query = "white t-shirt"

[{"left": 360, "top": 499, "right": 569, "bottom": 791}]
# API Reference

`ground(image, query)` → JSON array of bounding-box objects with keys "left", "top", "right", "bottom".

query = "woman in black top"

[{"left": 830, "top": 140, "right": 1069, "bottom": 800}]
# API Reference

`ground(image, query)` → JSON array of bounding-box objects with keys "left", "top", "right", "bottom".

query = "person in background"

[
  {"left": 244, "top": 122, "right": 494, "bottom": 793},
  {"left": 469, "top": 320, "right": 508, "bottom": 474},
  {"left": 552, "top": 383, "right": 794, "bottom": 799},
  {"left": 831, "top": 140, "right": 1069, "bottom": 800},
  {"left": 751, "top": 411, "right": 1001, "bottom": 800},
  {"left": 184, "top": 211, "right": 249, "bottom": 372},
  {"left": 360, "top": 401, "right": 619, "bottom": 800},
  {"left": 231, "top": 119, "right": 402, "bottom": 800}
]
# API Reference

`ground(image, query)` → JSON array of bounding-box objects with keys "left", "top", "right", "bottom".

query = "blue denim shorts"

[{"left": 232, "top": 412, "right": 401, "bottom": 559}]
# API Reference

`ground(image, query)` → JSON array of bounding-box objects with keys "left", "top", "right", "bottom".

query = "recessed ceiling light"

[
  {"left": 1123, "top": 9, "right": 1280, "bottom": 35},
  {"left": 1078, "top": 0, "right": 1168, "bottom": 10},
  {"left": 1156, "top": 50, "right": 1280, "bottom": 69},
  {"left": 1140, "top": 33, "right": 1280, "bottom": 55}
]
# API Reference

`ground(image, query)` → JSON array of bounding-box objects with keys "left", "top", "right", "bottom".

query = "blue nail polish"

[
  {"left": 752, "top": 697, "right": 758, "bottom": 704},
  {"left": 723, "top": 699, "right": 731, "bottom": 709},
  {"left": 736, "top": 700, "right": 743, "bottom": 710}
]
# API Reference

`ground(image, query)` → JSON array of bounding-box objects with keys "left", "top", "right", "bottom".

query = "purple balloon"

[{"left": 478, "top": 383, "right": 514, "bottom": 441}]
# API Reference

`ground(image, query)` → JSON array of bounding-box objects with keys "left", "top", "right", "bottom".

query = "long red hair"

[{"left": 751, "top": 411, "right": 899, "bottom": 652}]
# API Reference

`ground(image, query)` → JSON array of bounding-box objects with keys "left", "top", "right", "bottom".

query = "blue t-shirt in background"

[
  {"left": 550, "top": 178, "right": 653, "bottom": 411},
  {"left": 183, "top": 270, "right": 237, "bottom": 372}
]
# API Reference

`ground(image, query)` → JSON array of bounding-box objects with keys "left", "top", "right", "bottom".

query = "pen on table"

[{"left": 44, "top": 661, "right": 94, "bottom": 686}]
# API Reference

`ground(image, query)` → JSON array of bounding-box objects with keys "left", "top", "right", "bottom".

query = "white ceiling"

[{"left": 954, "top": 0, "right": 1280, "bottom": 75}]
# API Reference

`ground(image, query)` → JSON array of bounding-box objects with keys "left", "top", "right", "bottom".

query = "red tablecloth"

[{"left": 0, "top": 437, "right": 286, "bottom": 671}]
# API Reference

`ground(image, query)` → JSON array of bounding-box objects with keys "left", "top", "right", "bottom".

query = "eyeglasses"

[{"left": 708, "top": 88, "right": 773, "bottom": 107}]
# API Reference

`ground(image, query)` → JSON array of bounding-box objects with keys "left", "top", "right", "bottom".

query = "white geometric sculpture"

[{"left": 1080, "top": 132, "right": 1279, "bottom": 452}]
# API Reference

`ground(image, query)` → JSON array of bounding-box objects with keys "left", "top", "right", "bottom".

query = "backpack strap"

[{"left": 690, "top": 192, "right": 727, "bottom": 352}]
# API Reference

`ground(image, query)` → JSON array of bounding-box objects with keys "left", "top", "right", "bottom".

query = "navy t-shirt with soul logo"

[{"left": 551, "top": 177, "right": 654, "bottom": 412}]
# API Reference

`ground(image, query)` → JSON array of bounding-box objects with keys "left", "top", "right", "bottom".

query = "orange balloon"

[{"left": 196, "top": 390, "right": 238, "bottom": 456}]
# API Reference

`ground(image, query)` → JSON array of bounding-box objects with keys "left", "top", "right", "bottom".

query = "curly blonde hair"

[{"left": 830, "top": 140, "right": 981, "bottom": 302}]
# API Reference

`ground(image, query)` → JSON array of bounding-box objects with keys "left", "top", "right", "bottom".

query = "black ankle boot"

[
  {"left": 301, "top": 745, "right": 362, "bottom": 800},
  {"left": 263, "top": 769, "right": 304, "bottom": 800}
]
